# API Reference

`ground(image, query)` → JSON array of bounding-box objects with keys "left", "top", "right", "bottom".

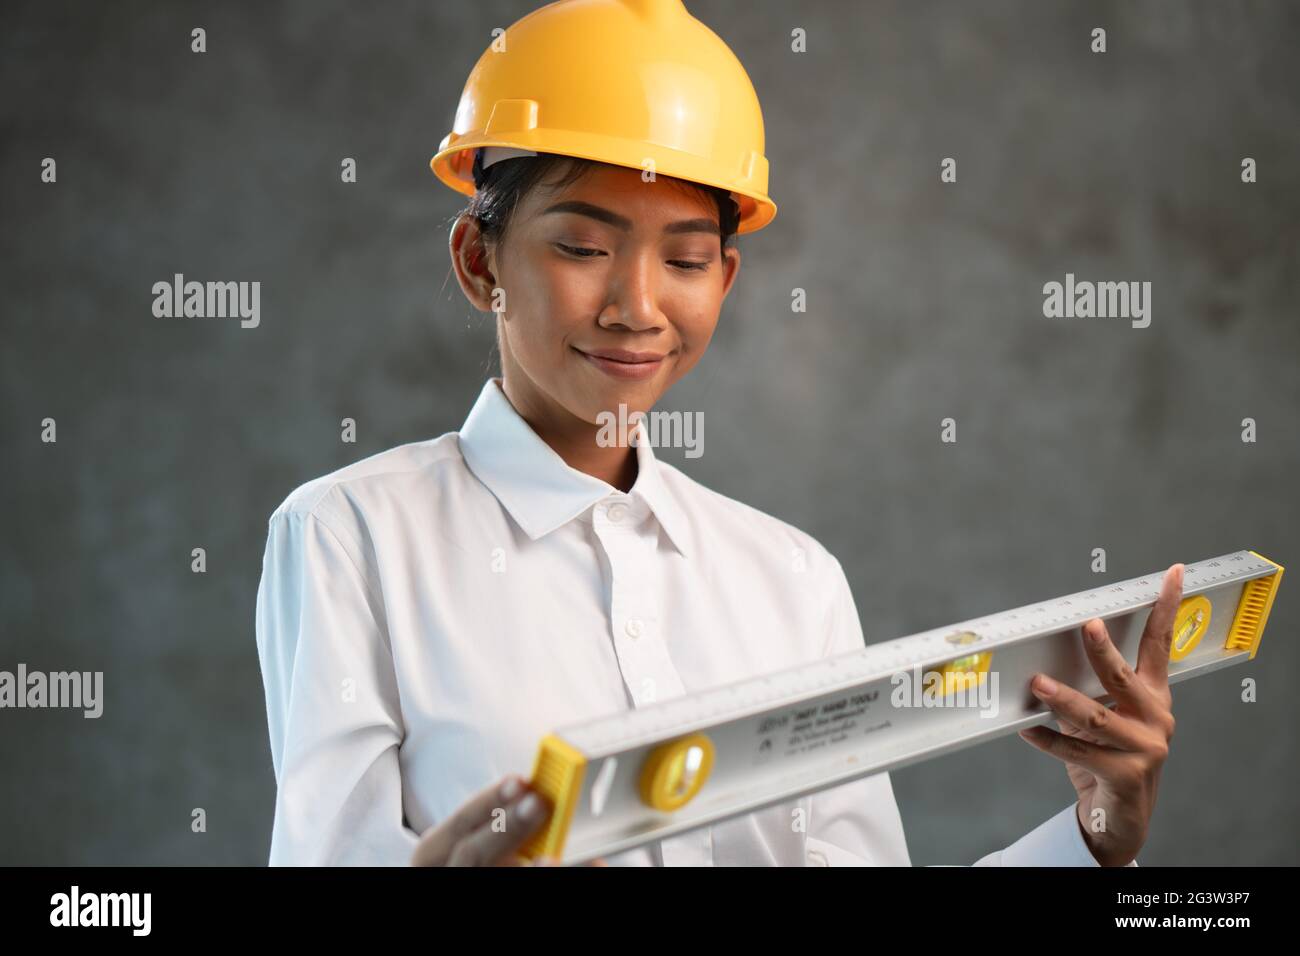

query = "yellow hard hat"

[{"left": 430, "top": 0, "right": 776, "bottom": 234}]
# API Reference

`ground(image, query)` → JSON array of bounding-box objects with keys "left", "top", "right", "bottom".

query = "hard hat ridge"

[{"left": 431, "top": 0, "right": 776, "bottom": 233}]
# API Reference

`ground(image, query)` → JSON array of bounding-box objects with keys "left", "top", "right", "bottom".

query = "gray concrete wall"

[{"left": 2, "top": 0, "right": 1296, "bottom": 865}]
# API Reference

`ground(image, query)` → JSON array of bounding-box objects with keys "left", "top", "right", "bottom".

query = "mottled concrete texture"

[{"left": 2, "top": 0, "right": 1296, "bottom": 865}]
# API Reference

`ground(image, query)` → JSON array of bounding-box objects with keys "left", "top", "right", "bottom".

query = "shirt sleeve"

[
  {"left": 803, "top": 555, "right": 913, "bottom": 865},
  {"left": 254, "top": 506, "right": 421, "bottom": 865},
  {"left": 973, "top": 802, "right": 1140, "bottom": 867}
]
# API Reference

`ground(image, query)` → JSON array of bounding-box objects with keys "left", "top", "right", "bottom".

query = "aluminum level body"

[{"left": 530, "top": 551, "right": 1282, "bottom": 864}]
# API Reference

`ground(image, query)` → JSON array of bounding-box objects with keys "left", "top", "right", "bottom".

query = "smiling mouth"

[{"left": 573, "top": 347, "right": 668, "bottom": 381}]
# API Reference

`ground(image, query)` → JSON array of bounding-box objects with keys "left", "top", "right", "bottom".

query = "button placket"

[
  {"left": 610, "top": 551, "right": 674, "bottom": 706},
  {"left": 591, "top": 499, "right": 713, "bottom": 865},
  {"left": 593, "top": 505, "right": 680, "bottom": 710}
]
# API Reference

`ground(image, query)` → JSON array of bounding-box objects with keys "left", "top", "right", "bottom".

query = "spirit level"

[{"left": 521, "top": 550, "right": 1283, "bottom": 864}]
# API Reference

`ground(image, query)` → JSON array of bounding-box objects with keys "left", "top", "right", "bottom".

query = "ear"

[
  {"left": 718, "top": 244, "right": 741, "bottom": 302},
  {"left": 449, "top": 214, "right": 499, "bottom": 312}
]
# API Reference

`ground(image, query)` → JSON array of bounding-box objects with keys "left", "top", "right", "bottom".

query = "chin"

[{"left": 595, "top": 385, "right": 658, "bottom": 415}]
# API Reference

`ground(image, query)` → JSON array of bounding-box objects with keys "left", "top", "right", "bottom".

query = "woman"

[{"left": 255, "top": 0, "right": 1180, "bottom": 867}]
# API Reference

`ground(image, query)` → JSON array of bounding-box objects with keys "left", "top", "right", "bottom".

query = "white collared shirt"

[{"left": 254, "top": 377, "right": 1113, "bottom": 866}]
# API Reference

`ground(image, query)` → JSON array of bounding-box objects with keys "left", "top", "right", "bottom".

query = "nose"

[{"left": 597, "top": 249, "right": 665, "bottom": 333}]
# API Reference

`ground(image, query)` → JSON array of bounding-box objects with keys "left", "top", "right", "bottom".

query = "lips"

[
  {"left": 580, "top": 347, "right": 666, "bottom": 363},
  {"left": 574, "top": 346, "right": 668, "bottom": 381}
]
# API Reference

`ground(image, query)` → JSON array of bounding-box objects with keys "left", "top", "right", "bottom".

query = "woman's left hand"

[{"left": 1018, "top": 563, "right": 1184, "bottom": 866}]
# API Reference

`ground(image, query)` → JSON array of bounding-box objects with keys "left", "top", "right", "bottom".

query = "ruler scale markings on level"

[{"left": 568, "top": 552, "right": 1276, "bottom": 753}]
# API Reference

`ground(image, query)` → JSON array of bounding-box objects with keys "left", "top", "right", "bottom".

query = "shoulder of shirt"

[
  {"left": 266, "top": 431, "right": 464, "bottom": 525},
  {"left": 653, "top": 459, "right": 843, "bottom": 573}
]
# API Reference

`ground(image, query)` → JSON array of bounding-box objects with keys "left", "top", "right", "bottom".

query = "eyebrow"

[{"left": 540, "top": 200, "right": 721, "bottom": 237}]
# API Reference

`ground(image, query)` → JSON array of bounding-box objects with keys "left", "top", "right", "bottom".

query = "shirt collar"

[{"left": 458, "top": 378, "right": 695, "bottom": 560}]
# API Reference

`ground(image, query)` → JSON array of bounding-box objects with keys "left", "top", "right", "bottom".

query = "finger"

[
  {"left": 412, "top": 774, "right": 529, "bottom": 866},
  {"left": 1017, "top": 724, "right": 1126, "bottom": 776},
  {"left": 1056, "top": 715, "right": 1111, "bottom": 749},
  {"left": 1136, "top": 564, "right": 1185, "bottom": 686},
  {"left": 1029, "top": 674, "right": 1148, "bottom": 751},
  {"left": 1080, "top": 618, "right": 1166, "bottom": 724},
  {"left": 446, "top": 787, "right": 552, "bottom": 867},
  {"left": 1056, "top": 716, "right": 1094, "bottom": 742}
]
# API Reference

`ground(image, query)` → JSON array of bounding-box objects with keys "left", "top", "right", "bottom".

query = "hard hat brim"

[{"left": 431, "top": 130, "right": 776, "bottom": 236}]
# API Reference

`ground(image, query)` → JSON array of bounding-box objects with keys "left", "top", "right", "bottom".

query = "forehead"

[{"left": 525, "top": 161, "right": 718, "bottom": 225}]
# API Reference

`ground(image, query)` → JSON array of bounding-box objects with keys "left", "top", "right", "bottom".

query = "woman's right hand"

[{"left": 410, "top": 774, "right": 607, "bottom": 867}]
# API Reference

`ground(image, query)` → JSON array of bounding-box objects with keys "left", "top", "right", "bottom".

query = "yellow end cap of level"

[
  {"left": 1225, "top": 552, "right": 1285, "bottom": 661},
  {"left": 518, "top": 734, "right": 587, "bottom": 862}
]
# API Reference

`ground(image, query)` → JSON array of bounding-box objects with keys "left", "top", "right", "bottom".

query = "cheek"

[
  {"left": 662, "top": 313, "right": 717, "bottom": 384},
  {"left": 674, "top": 300, "right": 721, "bottom": 353},
  {"left": 501, "top": 256, "right": 578, "bottom": 356},
  {"left": 527, "top": 255, "right": 604, "bottom": 338}
]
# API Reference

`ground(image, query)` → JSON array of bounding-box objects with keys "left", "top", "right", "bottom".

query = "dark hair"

[{"left": 457, "top": 150, "right": 741, "bottom": 256}]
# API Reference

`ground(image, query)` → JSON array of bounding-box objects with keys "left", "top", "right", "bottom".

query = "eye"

[
  {"left": 555, "top": 243, "right": 604, "bottom": 260},
  {"left": 669, "top": 259, "right": 711, "bottom": 272}
]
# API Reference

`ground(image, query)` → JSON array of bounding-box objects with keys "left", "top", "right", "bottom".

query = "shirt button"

[
  {"left": 607, "top": 503, "right": 628, "bottom": 523},
  {"left": 625, "top": 618, "right": 644, "bottom": 638}
]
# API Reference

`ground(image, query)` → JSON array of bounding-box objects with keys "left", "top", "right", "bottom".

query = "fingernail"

[
  {"left": 1087, "top": 624, "right": 1105, "bottom": 644},
  {"left": 518, "top": 793, "right": 543, "bottom": 820},
  {"left": 1033, "top": 675, "right": 1057, "bottom": 696},
  {"left": 500, "top": 776, "right": 522, "bottom": 801}
]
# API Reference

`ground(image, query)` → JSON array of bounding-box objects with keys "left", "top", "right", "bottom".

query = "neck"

[{"left": 499, "top": 375, "right": 638, "bottom": 493}]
